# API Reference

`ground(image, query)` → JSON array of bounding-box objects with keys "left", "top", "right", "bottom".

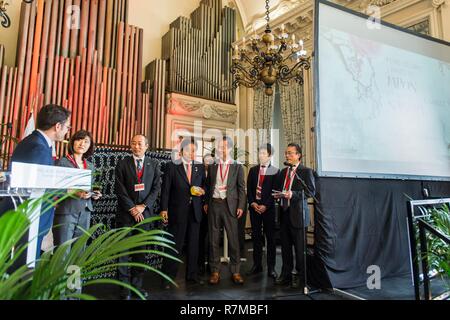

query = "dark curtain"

[{"left": 313, "top": 177, "right": 450, "bottom": 289}]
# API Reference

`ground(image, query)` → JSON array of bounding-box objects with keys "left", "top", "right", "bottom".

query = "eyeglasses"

[
  {"left": 60, "top": 122, "right": 71, "bottom": 130},
  {"left": 285, "top": 152, "right": 298, "bottom": 156}
]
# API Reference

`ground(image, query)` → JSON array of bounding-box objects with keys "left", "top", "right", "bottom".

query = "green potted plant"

[{"left": 0, "top": 193, "right": 180, "bottom": 300}]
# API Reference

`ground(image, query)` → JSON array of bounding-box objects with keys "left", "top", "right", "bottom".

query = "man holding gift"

[{"left": 160, "top": 137, "right": 207, "bottom": 288}]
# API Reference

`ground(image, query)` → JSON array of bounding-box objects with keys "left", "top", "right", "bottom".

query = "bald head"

[{"left": 131, "top": 135, "right": 149, "bottom": 158}]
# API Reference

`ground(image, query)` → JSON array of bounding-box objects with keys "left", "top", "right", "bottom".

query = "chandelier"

[
  {"left": 1, "top": 1, "right": 33, "bottom": 28},
  {"left": 231, "top": 0, "right": 310, "bottom": 96}
]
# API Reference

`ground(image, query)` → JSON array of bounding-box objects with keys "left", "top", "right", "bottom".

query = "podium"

[{"left": 2, "top": 162, "right": 92, "bottom": 268}]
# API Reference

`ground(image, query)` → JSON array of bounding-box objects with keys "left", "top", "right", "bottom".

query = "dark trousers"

[
  {"left": 116, "top": 212, "right": 151, "bottom": 293},
  {"left": 280, "top": 208, "right": 306, "bottom": 285},
  {"left": 198, "top": 212, "right": 209, "bottom": 268},
  {"left": 162, "top": 205, "right": 200, "bottom": 280},
  {"left": 249, "top": 207, "right": 276, "bottom": 269},
  {"left": 238, "top": 209, "right": 247, "bottom": 255},
  {"left": 209, "top": 199, "right": 240, "bottom": 274}
]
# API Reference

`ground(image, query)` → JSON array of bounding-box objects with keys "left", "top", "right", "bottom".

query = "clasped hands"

[
  {"left": 251, "top": 203, "right": 268, "bottom": 215},
  {"left": 129, "top": 204, "right": 146, "bottom": 223}
]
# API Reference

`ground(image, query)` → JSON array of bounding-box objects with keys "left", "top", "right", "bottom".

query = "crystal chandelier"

[{"left": 231, "top": 0, "right": 310, "bottom": 96}]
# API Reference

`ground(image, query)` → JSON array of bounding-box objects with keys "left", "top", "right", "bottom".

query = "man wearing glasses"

[
  {"left": 3, "top": 104, "right": 72, "bottom": 260},
  {"left": 273, "top": 143, "right": 316, "bottom": 289}
]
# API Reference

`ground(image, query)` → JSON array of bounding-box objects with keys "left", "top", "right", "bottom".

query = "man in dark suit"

[
  {"left": 246, "top": 143, "right": 279, "bottom": 279},
  {"left": 115, "top": 134, "right": 161, "bottom": 299},
  {"left": 2, "top": 104, "right": 71, "bottom": 261},
  {"left": 160, "top": 138, "right": 206, "bottom": 288},
  {"left": 204, "top": 136, "right": 246, "bottom": 285},
  {"left": 274, "top": 143, "right": 315, "bottom": 289}
]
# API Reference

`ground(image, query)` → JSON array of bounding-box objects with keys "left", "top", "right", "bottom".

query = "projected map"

[{"left": 317, "top": 16, "right": 450, "bottom": 179}]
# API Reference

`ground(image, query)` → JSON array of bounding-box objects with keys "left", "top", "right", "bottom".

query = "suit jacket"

[
  {"left": 115, "top": 155, "right": 161, "bottom": 226},
  {"left": 10, "top": 130, "right": 54, "bottom": 166},
  {"left": 276, "top": 164, "right": 316, "bottom": 228},
  {"left": 54, "top": 156, "right": 95, "bottom": 215},
  {"left": 160, "top": 161, "right": 206, "bottom": 224},
  {"left": 247, "top": 164, "right": 279, "bottom": 210},
  {"left": 205, "top": 161, "right": 246, "bottom": 216}
]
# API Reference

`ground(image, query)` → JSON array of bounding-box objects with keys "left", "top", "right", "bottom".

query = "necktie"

[
  {"left": 137, "top": 159, "right": 143, "bottom": 172},
  {"left": 186, "top": 162, "right": 192, "bottom": 184},
  {"left": 256, "top": 165, "right": 266, "bottom": 200},
  {"left": 282, "top": 168, "right": 293, "bottom": 210}
]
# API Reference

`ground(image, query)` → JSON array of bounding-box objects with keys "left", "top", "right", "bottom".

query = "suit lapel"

[
  {"left": 211, "top": 164, "right": 219, "bottom": 187},
  {"left": 177, "top": 163, "right": 190, "bottom": 186},
  {"left": 128, "top": 157, "right": 138, "bottom": 184},
  {"left": 226, "top": 162, "right": 236, "bottom": 189}
]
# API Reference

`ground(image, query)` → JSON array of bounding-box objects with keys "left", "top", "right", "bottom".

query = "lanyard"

[
  {"left": 284, "top": 167, "right": 296, "bottom": 191},
  {"left": 66, "top": 154, "right": 87, "bottom": 169},
  {"left": 258, "top": 166, "right": 267, "bottom": 187},
  {"left": 219, "top": 161, "right": 231, "bottom": 183}
]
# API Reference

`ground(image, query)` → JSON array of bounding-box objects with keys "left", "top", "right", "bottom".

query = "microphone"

[{"left": 284, "top": 161, "right": 294, "bottom": 168}]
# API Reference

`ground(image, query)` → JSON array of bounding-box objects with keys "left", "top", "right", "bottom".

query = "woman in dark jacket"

[{"left": 53, "top": 130, "right": 102, "bottom": 246}]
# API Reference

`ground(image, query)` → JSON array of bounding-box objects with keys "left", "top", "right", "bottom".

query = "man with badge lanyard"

[
  {"left": 204, "top": 136, "right": 246, "bottom": 285},
  {"left": 246, "top": 143, "right": 279, "bottom": 279},
  {"left": 115, "top": 134, "right": 162, "bottom": 300},
  {"left": 160, "top": 138, "right": 206, "bottom": 289},
  {"left": 273, "top": 143, "right": 316, "bottom": 289}
]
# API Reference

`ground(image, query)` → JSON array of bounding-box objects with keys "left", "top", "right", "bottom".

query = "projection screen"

[{"left": 315, "top": 1, "right": 450, "bottom": 181}]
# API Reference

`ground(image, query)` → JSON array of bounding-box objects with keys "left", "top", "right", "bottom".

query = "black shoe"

[
  {"left": 291, "top": 274, "right": 303, "bottom": 289},
  {"left": 186, "top": 277, "right": 205, "bottom": 286},
  {"left": 161, "top": 280, "right": 174, "bottom": 290},
  {"left": 133, "top": 290, "right": 149, "bottom": 300},
  {"left": 246, "top": 265, "right": 263, "bottom": 276},
  {"left": 267, "top": 269, "right": 278, "bottom": 279},
  {"left": 275, "top": 275, "right": 291, "bottom": 285},
  {"left": 119, "top": 289, "right": 132, "bottom": 300},
  {"left": 186, "top": 275, "right": 205, "bottom": 286},
  {"left": 198, "top": 264, "right": 206, "bottom": 276}
]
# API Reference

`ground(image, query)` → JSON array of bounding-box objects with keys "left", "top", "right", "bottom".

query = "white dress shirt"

[
  {"left": 36, "top": 129, "right": 53, "bottom": 148},
  {"left": 213, "top": 158, "right": 232, "bottom": 199}
]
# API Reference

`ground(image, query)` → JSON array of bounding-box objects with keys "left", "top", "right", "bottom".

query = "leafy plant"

[
  {"left": 425, "top": 205, "right": 450, "bottom": 284},
  {"left": 0, "top": 194, "right": 180, "bottom": 300}
]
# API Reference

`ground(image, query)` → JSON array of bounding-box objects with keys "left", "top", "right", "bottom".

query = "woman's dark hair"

[
  {"left": 36, "top": 104, "right": 71, "bottom": 131},
  {"left": 68, "top": 130, "right": 95, "bottom": 159}
]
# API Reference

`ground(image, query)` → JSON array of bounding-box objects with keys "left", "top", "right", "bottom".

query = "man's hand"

[
  {"left": 160, "top": 211, "right": 169, "bottom": 224},
  {"left": 258, "top": 205, "right": 267, "bottom": 214},
  {"left": 92, "top": 191, "right": 102, "bottom": 200},
  {"left": 203, "top": 204, "right": 208, "bottom": 214},
  {"left": 129, "top": 205, "right": 145, "bottom": 223},
  {"left": 133, "top": 213, "right": 145, "bottom": 223},
  {"left": 284, "top": 191, "right": 293, "bottom": 200},
  {"left": 237, "top": 209, "right": 244, "bottom": 219},
  {"left": 130, "top": 204, "right": 146, "bottom": 216},
  {"left": 75, "top": 191, "right": 91, "bottom": 200}
]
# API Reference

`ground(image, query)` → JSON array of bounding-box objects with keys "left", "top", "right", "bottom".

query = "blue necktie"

[{"left": 137, "top": 159, "right": 143, "bottom": 172}]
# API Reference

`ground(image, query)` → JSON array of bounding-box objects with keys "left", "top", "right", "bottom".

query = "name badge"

[{"left": 135, "top": 184, "right": 145, "bottom": 192}]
